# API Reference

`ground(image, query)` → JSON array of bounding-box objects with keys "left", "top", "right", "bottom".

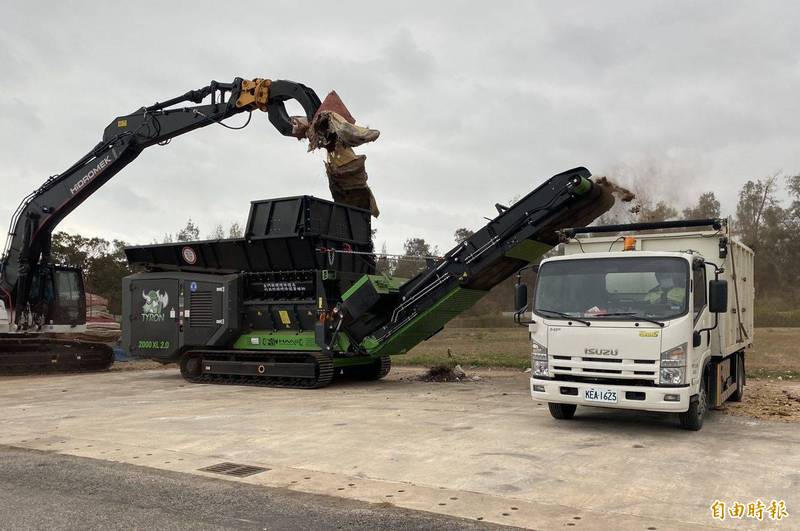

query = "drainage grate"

[{"left": 199, "top": 462, "right": 270, "bottom": 477}]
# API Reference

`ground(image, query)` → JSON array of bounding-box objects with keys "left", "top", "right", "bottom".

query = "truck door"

[{"left": 691, "top": 263, "right": 711, "bottom": 384}]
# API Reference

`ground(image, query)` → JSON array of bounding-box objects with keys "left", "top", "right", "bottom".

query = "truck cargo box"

[{"left": 561, "top": 221, "right": 754, "bottom": 356}]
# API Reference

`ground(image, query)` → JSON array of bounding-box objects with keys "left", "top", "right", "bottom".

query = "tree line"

[
  {"left": 49, "top": 173, "right": 800, "bottom": 317},
  {"left": 397, "top": 173, "right": 800, "bottom": 319},
  {"left": 50, "top": 220, "right": 244, "bottom": 314}
]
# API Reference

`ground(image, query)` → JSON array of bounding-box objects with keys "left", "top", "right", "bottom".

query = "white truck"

[{"left": 517, "top": 218, "right": 754, "bottom": 430}]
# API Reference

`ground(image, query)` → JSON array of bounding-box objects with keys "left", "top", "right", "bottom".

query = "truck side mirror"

[
  {"left": 514, "top": 283, "right": 528, "bottom": 312},
  {"left": 708, "top": 279, "right": 728, "bottom": 313}
]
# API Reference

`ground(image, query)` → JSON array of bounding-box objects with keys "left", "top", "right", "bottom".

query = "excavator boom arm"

[{"left": 0, "top": 77, "right": 320, "bottom": 322}]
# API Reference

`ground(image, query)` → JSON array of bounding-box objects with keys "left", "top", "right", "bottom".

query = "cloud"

[{"left": 1, "top": 1, "right": 799, "bottom": 258}]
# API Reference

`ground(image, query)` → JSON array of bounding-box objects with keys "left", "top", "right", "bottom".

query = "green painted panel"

[
  {"left": 504, "top": 239, "right": 553, "bottom": 262},
  {"left": 234, "top": 331, "right": 319, "bottom": 351},
  {"left": 341, "top": 275, "right": 370, "bottom": 301},
  {"left": 341, "top": 274, "right": 407, "bottom": 301},
  {"left": 361, "top": 287, "right": 487, "bottom": 357}
]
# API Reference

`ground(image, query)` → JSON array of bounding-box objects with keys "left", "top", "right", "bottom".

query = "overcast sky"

[{"left": 2, "top": 1, "right": 799, "bottom": 255}]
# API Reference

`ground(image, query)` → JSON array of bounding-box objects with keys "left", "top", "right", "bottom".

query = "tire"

[
  {"left": 679, "top": 370, "right": 708, "bottom": 431},
  {"left": 548, "top": 402, "right": 577, "bottom": 420},
  {"left": 730, "top": 352, "right": 745, "bottom": 402}
]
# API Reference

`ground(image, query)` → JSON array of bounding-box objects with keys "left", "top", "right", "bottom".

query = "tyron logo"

[{"left": 141, "top": 290, "right": 169, "bottom": 322}]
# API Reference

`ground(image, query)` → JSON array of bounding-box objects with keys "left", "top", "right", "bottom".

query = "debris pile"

[
  {"left": 420, "top": 364, "right": 474, "bottom": 382},
  {"left": 292, "top": 91, "right": 380, "bottom": 217},
  {"left": 721, "top": 380, "right": 800, "bottom": 422},
  {"left": 85, "top": 293, "right": 119, "bottom": 329}
]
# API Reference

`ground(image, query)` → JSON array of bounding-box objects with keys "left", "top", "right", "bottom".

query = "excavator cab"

[
  {"left": 24, "top": 265, "right": 86, "bottom": 329},
  {"left": 50, "top": 266, "right": 86, "bottom": 326}
]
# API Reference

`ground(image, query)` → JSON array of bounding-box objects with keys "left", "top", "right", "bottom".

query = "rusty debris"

[{"left": 295, "top": 91, "right": 380, "bottom": 217}]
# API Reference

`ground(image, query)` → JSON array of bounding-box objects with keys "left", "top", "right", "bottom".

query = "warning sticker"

[{"left": 278, "top": 310, "right": 291, "bottom": 326}]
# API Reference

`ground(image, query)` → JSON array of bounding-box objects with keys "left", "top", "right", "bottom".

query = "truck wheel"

[
  {"left": 679, "top": 371, "right": 708, "bottom": 431},
  {"left": 730, "top": 352, "right": 745, "bottom": 402},
  {"left": 548, "top": 403, "right": 577, "bottom": 420}
]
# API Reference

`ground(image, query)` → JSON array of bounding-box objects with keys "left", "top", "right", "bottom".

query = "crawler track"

[
  {"left": 336, "top": 356, "right": 392, "bottom": 381},
  {"left": 0, "top": 337, "right": 114, "bottom": 374},
  {"left": 180, "top": 350, "right": 334, "bottom": 389}
]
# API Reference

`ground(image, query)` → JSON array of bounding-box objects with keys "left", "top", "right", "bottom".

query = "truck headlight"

[
  {"left": 660, "top": 367, "right": 685, "bottom": 385},
  {"left": 531, "top": 340, "right": 548, "bottom": 376},
  {"left": 660, "top": 343, "right": 687, "bottom": 384}
]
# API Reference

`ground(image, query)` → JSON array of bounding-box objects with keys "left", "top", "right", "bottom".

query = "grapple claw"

[{"left": 266, "top": 80, "right": 321, "bottom": 137}]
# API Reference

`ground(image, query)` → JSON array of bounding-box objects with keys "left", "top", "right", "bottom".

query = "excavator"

[{"left": 0, "top": 77, "right": 322, "bottom": 372}]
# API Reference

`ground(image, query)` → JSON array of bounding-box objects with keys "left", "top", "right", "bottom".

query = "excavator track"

[
  {"left": 180, "top": 350, "right": 334, "bottom": 389},
  {"left": 0, "top": 336, "right": 115, "bottom": 374}
]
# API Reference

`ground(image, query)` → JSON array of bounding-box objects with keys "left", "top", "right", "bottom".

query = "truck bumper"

[{"left": 530, "top": 377, "right": 692, "bottom": 413}]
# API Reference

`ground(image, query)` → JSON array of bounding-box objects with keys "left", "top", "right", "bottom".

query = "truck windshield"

[{"left": 534, "top": 257, "right": 689, "bottom": 321}]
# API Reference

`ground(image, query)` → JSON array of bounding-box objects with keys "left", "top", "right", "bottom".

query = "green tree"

[
  {"left": 86, "top": 239, "right": 132, "bottom": 315},
  {"left": 207, "top": 224, "right": 226, "bottom": 239},
  {"left": 375, "top": 242, "right": 396, "bottom": 275},
  {"left": 734, "top": 174, "right": 789, "bottom": 295},
  {"left": 228, "top": 221, "right": 243, "bottom": 239},
  {"left": 453, "top": 227, "right": 474, "bottom": 243},
  {"left": 735, "top": 175, "right": 780, "bottom": 249},
  {"left": 394, "top": 237, "right": 437, "bottom": 278},
  {"left": 51, "top": 232, "right": 134, "bottom": 314},
  {"left": 683, "top": 192, "right": 721, "bottom": 219},
  {"left": 175, "top": 219, "right": 200, "bottom": 242},
  {"left": 636, "top": 201, "right": 678, "bottom": 222}
]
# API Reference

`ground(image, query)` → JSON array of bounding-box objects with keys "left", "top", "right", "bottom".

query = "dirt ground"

[
  {"left": 745, "top": 327, "right": 800, "bottom": 377},
  {"left": 718, "top": 379, "right": 800, "bottom": 421},
  {"left": 396, "top": 325, "right": 800, "bottom": 422},
  {"left": 110, "top": 359, "right": 171, "bottom": 372},
  {"left": 110, "top": 326, "right": 799, "bottom": 422}
]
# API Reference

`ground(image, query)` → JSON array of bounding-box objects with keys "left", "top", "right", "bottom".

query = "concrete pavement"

[
  {"left": 0, "top": 446, "right": 509, "bottom": 530},
  {"left": 0, "top": 366, "right": 796, "bottom": 529}
]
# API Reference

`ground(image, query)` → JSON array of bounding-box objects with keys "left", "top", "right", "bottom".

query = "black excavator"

[{"left": 0, "top": 77, "right": 322, "bottom": 372}]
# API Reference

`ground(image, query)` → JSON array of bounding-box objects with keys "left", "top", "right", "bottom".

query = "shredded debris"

[
  {"left": 420, "top": 364, "right": 468, "bottom": 382},
  {"left": 593, "top": 176, "right": 640, "bottom": 214},
  {"left": 594, "top": 176, "right": 635, "bottom": 202}
]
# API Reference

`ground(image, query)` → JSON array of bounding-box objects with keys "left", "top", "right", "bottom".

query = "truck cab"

[{"left": 523, "top": 219, "right": 754, "bottom": 430}]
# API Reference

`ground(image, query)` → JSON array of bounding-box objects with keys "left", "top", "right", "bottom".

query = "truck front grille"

[
  {"left": 550, "top": 355, "right": 657, "bottom": 382},
  {"left": 552, "top": 374, "right": 657, "bottom": 387}
]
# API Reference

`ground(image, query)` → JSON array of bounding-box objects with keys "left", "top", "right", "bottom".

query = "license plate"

[{"left": 584, "top": 387, "right": 618, "bottom": 403}]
